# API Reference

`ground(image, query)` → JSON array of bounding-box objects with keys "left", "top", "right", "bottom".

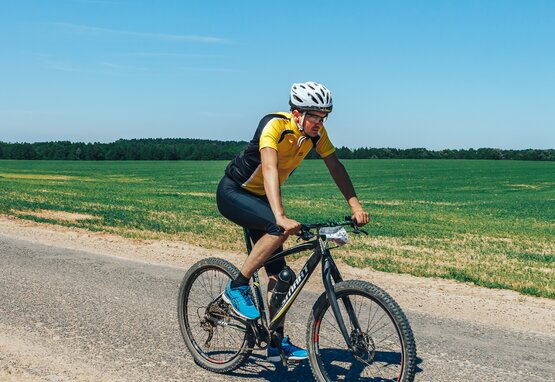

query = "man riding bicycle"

[{"left": 216, "top": 81, "right": 369, "bottom": 362}]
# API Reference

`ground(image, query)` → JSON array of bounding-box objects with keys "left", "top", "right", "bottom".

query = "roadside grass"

[{"left": 0, "top": 159, "right": 553, "bottom": 298}]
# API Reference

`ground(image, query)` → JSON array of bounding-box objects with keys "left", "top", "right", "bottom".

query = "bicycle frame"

[
  {"left": 244, "top": 228, "right": 361, "bottom": 351},
  {"left": 179, "top": 220, "right": 415, "bottom": 380}
]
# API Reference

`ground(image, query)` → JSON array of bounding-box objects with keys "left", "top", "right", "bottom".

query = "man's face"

[{"left": 293, "top": 110, "right": 328, "bottom": 137}]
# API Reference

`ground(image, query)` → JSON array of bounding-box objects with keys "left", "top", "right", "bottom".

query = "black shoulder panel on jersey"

[
  {"left": 257, "top": 113, "right": 289, "bottom": 133},
  {"left": 278, "top": 130, "right": 295, "bottom": 144},
  {"left": 224, "top": 113, "right": 290, "bottom": 186}
]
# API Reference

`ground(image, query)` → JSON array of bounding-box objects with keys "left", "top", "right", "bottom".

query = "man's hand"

[
  {"left": 351, "top": 210, "right": 370, "bottom": 226},
  {"left": 276, "top": 216, "right": 301, "bottom": 236}
]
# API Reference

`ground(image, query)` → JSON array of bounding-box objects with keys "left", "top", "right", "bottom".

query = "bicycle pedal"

[{"left": 277, "top": 359, "right": 301, "bottom": 367}]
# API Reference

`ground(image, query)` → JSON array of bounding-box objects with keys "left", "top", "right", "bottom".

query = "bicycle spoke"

[
  {"left": 178, "top": 259, "right": 252, "bottom": 370},
  {"left": 312, "top": 288, "right": 409, "bottom": 381}
]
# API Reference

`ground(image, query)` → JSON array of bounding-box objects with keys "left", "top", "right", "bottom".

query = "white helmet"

[{"left": 289, "top": 81, "right": 333, "bottom": 113}]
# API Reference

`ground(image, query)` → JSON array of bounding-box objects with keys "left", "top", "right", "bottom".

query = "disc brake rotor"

[{"left": 351, "top": 330, "right": 376, "bottom": 363}]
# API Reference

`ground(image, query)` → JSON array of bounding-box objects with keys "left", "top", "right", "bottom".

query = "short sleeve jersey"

[{"left": 225, "top": 112, "right": 335, "bottom": 196}]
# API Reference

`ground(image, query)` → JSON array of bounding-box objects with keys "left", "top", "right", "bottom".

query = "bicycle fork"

[{"left": 321, "top": 249, "right": 363, "bottom": 354}]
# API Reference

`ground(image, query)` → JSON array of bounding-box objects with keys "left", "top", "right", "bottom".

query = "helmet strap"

[{"left": 295, "top": 112, "right": 306, "bottom": 133}]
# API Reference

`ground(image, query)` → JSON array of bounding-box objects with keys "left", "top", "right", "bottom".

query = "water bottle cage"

[
  {"left": 269, "top": 290, "right": 288, "bottom": 309},
  {"left": 269, "top": 266, "right": 296, "bottom": 309}
]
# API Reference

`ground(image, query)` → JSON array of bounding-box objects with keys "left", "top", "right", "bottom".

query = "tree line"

[{"left": 0, "top": 138, "right": 553, "bottom": 161}]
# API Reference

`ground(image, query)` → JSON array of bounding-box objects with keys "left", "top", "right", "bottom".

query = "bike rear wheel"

[
  {"left": 307, "top": 280, "right": 417, "bottom": 381},
  {"left": 177, "top": 257, "right": 254, "bottom": 373}
]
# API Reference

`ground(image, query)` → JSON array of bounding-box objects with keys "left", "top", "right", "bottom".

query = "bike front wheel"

[
  {"left": 177, "top": 257, "right": 254, "bottom": 373},
  {"left": 307, "top": 280, "right": 417, "bottom": 382}
]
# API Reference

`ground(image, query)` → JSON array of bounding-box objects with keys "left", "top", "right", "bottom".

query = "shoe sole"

[
  {"left": 221, "top": 292, "right": 260, "bottom": 321},
  {"left": 266, "top": 355, "right": 308, "bottom": 362}
]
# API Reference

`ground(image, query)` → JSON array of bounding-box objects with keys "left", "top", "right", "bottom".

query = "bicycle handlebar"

[{"left": 297, "top": 216, "right": 368, "bottom": 241}]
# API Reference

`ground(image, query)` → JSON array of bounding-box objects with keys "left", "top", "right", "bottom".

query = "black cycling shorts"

[{"left": 216, "top": 175, "right": 286, "bottom": 276}]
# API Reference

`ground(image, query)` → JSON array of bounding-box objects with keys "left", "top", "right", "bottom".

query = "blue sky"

[{"left": 1, "top": 0, "right": 554, "bottom": 149}]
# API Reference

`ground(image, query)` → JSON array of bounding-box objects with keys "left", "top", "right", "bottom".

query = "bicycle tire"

[
  {"left": 307, "top": 280, "right": 417, "bottom": 381},
  {"left": 177, "top": 257, "right": 254, "bottom": 373}
]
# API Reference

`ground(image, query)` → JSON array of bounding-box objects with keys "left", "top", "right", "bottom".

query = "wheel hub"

[{"left": 350, "top": 330, "right": 375, "bottom": 363}]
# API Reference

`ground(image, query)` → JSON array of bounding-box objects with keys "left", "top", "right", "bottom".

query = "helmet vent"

[{"left": 289, "top": 81, "right": 333, "bottom": 112}]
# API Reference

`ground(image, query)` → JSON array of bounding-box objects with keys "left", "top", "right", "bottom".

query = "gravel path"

[{"left": 1, "top": 231, "right": 554, "bottom": 381}]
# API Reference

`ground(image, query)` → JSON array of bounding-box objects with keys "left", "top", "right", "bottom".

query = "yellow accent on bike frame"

[{"left": 270, "top": 277, "right": 309, "bottom": 324}]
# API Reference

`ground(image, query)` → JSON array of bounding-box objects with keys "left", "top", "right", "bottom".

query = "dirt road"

[{"left": 1, "top": 216, "right": 554, "bottom": 381}]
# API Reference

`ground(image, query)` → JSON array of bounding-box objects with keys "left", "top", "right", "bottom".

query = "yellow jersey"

[{"left": 224, "top": 112, "right": 335, "bottom": 196}]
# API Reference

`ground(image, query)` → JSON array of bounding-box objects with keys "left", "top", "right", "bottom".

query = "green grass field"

[{"left": 1, "top": 159, "right": 553, "bottom": 298}]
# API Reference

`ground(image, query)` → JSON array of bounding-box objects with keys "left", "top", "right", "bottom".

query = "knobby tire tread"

[
  {"left": 307, "top": 279, "right": 417, "bottom": 382},
  {"left": 177, "top": 257, "right": 254, "bottom": 373}
]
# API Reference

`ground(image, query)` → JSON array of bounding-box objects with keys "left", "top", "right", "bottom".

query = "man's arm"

[
  {"left": 260, "top": 147, "right": 301, "bottom": 235},
  {"left": 323, "top": 153, "right": 370, "bottom": 225}
]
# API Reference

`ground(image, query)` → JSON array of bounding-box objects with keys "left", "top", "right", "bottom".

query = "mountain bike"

[{"left": 177, "top": 218, "right": 417, "bottom": 381}]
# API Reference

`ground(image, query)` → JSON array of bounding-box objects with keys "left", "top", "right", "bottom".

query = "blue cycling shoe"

[
  {"left": 267, "top": 336, "right": 308, "bottom": 362},
  {"left": 222, "top": 281, "right": 260, "bottom": 320}
]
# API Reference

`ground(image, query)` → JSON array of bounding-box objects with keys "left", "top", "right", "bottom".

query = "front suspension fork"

[{"left": 322, "top": 254, "right": 363, "bottom": 352}]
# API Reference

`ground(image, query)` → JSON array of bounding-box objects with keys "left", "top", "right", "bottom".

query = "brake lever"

[
  {"left": 345, "top": 217, "right": 368, "bottom": 235},
  {"left": 297, "top": 226, "right": 315, "bottom": 241}
]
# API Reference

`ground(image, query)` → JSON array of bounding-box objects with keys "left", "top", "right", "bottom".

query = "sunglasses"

[{"left": 304, "top": 112, "right": 328, "bottom": 124}]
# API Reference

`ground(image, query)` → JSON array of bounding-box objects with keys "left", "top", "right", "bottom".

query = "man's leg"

[
  {"left": 224, "top": 233, "right": 287, "bottom": 320},
  {"left": 262, "top": 260, "right": 308, "bottom": 362},
  {"left": 243, "top": 229, "right": 287, "bottom": 326},
  {"left": 239, "top": 233, "right": 288, "bottom": 278},
  {"left": 265, "top": 266, "right": 308, "bottom": 362},
  {"left": 244, "top": 230, "right": 285, "bottom": 321},
  {"left": 216, "top": 177, "right": 291, "bottom": 322}
]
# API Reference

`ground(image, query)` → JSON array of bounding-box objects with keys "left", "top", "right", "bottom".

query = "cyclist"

[{"left": 216, "top": 81, "right": 369, "bottom": 362}]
